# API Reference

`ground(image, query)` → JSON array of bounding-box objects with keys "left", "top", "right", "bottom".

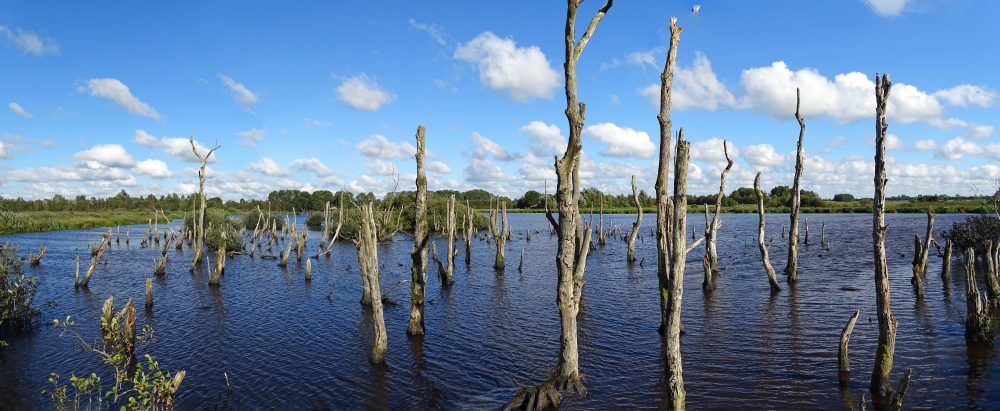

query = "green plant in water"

[{"left": 0, "top": 242, "right": 40, "bottom": 347}]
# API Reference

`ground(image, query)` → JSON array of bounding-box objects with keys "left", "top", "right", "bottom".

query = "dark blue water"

[{"left": 1, "top": 213, "right": 997, "bottom": 409}]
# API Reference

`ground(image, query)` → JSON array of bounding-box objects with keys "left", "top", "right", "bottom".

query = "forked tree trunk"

[
  {"left": 626, "top": 175, "right": 642, "bottom": 262},
  {"left": 870, "top": 73, "right": 897, "bottom": 399},
  {"left": 664, "top": 130, "right": 691, "bottom": 409},
  {"left": 188, "top": 138, "right": 220, "bottom": 272},
  {"left": 703, "top": 140, "right": 732, "bottom": 291},
  {"left": 408, "top": 125, "right": 430, "bottom": 336},
  {"left": 784, "top": 89, "right": 806, "bottom": 283},
  {"left": 357, "top": 203, "right": 387, "bottom": 363},
  {"left": 754, "top": 172, "right": 781, "bottom": 292},
  {"left": 506, "top": 2, "right": 611, "bottom": 409},
  {"left": 983, "top": 240, "right": 1000, "bottom": 302},
  {"left": 911, "top": 210, "right": 934, "bottom": 295},
  {"left": 490, "top": 199, "right": 510, "bottom": 270}
]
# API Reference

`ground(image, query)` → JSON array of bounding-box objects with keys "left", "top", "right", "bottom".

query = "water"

[{"left": 1, "top": 213, "right": 997, "bottom": 409}]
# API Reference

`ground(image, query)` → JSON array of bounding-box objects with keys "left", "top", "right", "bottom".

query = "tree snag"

[
  {"left": 627, "top": 175, "right": 642, "bottom": 263},
  {"left": 489, "top": 198, "right": 510, "bottom": 270},
  {"left": 839, "top": 309, "right": 860, "bottom": 384},
  {"left": 506, "top": 1, "right": 611, "bottom": 409},
  {"left": 754, "top": 172, "right": 781, "bottom": 292},
  {"left": 408, "top": 125, "right": 430, "bottom": 336},
  {"left": 655, "top": 17, "right": 682, "bottom": 340},
  {"left": 357, "top": 203, "right": 387, "bottom": 363},
  {"left": 940, "top": 238, "right": 953, "bottom": 279},
  {"left": 911, "top": 210, "right": 934, "bottom": 295},
  {"left": 442, "top": 194, "right": 456, "bottom": 285},
  {"left": 784, "top": 88, "right": 805, "bottom": 283},
  {"left": 464, "top": 199, "right": 474, "bottom": 264},
  {"left": 703, "top": 140, "right": 733, "bottom": 291},
  {"left": 964, "top": 248, "right": 994, "bottom": 343},
  {"left": 188, "top": 137, "right": 220, "bottom": 272},
  {"left": 664, "top": 129, "right": 692, "bottom": 409},
  {"left": 870, "top": 73, "right": 897, "bottom": 399}
]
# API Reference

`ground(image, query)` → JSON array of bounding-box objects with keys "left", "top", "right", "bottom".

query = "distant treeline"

[{"left": 0, "top": 187, "right": 994, "bottom": 213}]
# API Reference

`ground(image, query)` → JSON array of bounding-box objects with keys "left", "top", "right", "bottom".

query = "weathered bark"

[
  {"left": 664, "top": 130, "right": 691, "bottom": 409},
  {"left": 911, "top": 210, "right": 934, "bottom": 295},
  {"left": 889, "top": 369, "right": 912, "bottom": 411},
  {"left": 464, "top": 200, "right": 474, "bottom": 264},
  {"left": 821, "top": 222, "right": 828, "bottom": 248},
  {"left": 655, "top": 17, "right": 681, "bottom": 340},
  {"left": 280, "top": 211, "right": 297, "bottom": 267},
  {"left": 940, "top": 238, "right": 953, "bottom": 279},
  {"left": 28, "top": 246, "right": 46, "bottom": 266},
  {"left": 965, "top": 248, "right": 994, "bottom": 343},
  {"left": 626, "top": 175, "right": 642, "bottom": 262},
  {"left": 839, "top": 309, "right": 860, "bottom": 383},
  {"left": 408, "top": 125, "right": 430, "bottom": 336},
  {"left": 442, "top": 194, "right": 456, "bottom": 285},
  {"left": 208, "top": 230, "right": 226, "bottom": 286},
  {"left": 188, "top": 137, "right": 220, "bottom": 272},
  {"left": 598, "top": 195, "right": 606, "bottom": 246},
  {"left": 79, "top": 231, "right": 110, "bottom": 287},
  {"left": 754, "top": 172, "right": 781, "bottom": 292},
  {"left": 144, "top": 278, "right": 153, "bottom": 310},
  {"left": 784, "top": 88, "right": 806, "bottom": 283},
  {"left": 305, "top": 258, "right": 312, "bottom": 281},
  {"left": 703, "top": 140, "right": 732, "bottom": 291},
  {"left": 804, "top": 218, "right": 809, "bottom": 245},
  {"left": 507, "top": 2, "right": 611, "bottom": 408},
  {"left": 984, "top": 240, "right": 1000, "bottom": 302},
  {"left": 319, "top": 192, "right": 345, "bottom": 257},
  {"left": 357, "top": 203, "right": 387, "bottom": 363},
  {"left": 910, "top": 235, "right": 924, "bottom": 295},
  {"left": 870, "top": 73, "right": 897, "bottom": 399},
  {"left": 490, "top": 199, "right": 510, "bottom": 270},
  {"left": 74, "top": 256, "right": 80, "bottom": 287}
]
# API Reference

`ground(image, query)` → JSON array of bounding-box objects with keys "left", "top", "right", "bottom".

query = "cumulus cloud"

[
  {"left": 75, "top": 144, "right": 135, "bottom": 168},
  {"left": 134, "top": 129, "right": 217, "bottom": 163},
  {"left": 642, "top": 52, "right": 735, "bottom": 110},
  {"left": 742, "top": 144, "right": 784, "bottom": 167},
  {"left": 885, "top": 133, "right": 904, "bottom": 150},
  {"left": 0, "top": 25, "right": 59, "bottom": 56},
  {"left": 365, "top": 158, "right": 398, "bottom": 176},
  {"left": 133, "top": 159, "right": 172, "bottom": 178},
  {"left": 355, "top": 134, "right": 417, "bottom": 159},
  {"left": 933, "top": 84, "right": 997, "bottom": 108},
  {"left": 690, "top": 138, "right": 738, "bottom": 162},
  {"left": 455, "top": 31, "right": 559, "bottom": 102},
  {"left": 863, "top": 0, "right": 909, "bottom": 16},
  {"left": 80, "top": 78, "right": 161, "bottom": 120},
  {"left": 583, "top": 123, "right": 656, "bottom": 159},
  {"left": 289, "top": 157, "right": 336, "bottom": 178},
  {"left": 471, "top": 132, "right": 517, "bottom": 161},
  {"left": 969, "top": 124, "right": 995, "bottom": 140},
  {"left": 935, "top": 137, "right": 982, "bottom": 160},
  {"left": 8, "top": 102, "right": 33, "bottom": 119},
  {"left": 427, "top": 160, "right": 452, "bottom": 174},
  {"left": 250, "top": 157, "right": 290, "bottom": 176},
  {"left": 520, "top": 121, "right": 565, "bottom": 157},
  {"left": 464, "top": 158, "right": 507, "bottom": 182},
  {"left": 219, "top": 74, "right": 260, "bottom": 110},
  {"left": 0, "top": 141, "right": 10, "bottom": 159},
  {"left": 336, "top": 73, "right": 396, "bottom": 111},
  {"left": 601, "top": 49, "right": 658, "bottom": 71},
  {"left": 914, "top": 139, "right": 936, "bottom": 151},
  {"left": 236, "top": 127, "right": 265, "bottom": 147}
]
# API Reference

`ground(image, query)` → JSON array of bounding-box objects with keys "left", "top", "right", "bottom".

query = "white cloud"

[
  {"left": 742, "top": 144, "right": 784, "bottom": 167},
  {"left": 250, "top": 157, "right": 290, "bottom": 176},
  {"left": 455, "top": 31, "right": 559, "bottom": 102},
  {"left": 81, "top": 78, "right": 161, "bottom": 120},
  {"left": 365, "top": 158, "right": 398, "bottom": 176},
  {"left": 583, "top": 123, "right": 656, "bottom": 159},
  {"left": 739, "top": 62, "right": 874, "bottom": 123},
  {"left": 642, "top": 52, "right": 736, "bottom": 110},
  {"left": 933, "top": 85, "right": 997, "bottom": 108},
  {"left": 289, "top": 157, "right": 336, "bottom": 178},
  {"left": 219, "top": 74, "right": 260, "bottom": 110},
  {"left": 134, "top": 129, "right": 217, "bottom": 163},
  {"left": 133, "top": 159, "right": 172, "bottom": 178},
  {"left": 0, "top": 26, "right": 59, "bottom": 56},
  {"left": 75, "top": 144, "right": 135, "bottom": 168},
  {"left": 690, "top": 138, "right": 738, "bottom": 162},
  {"left": 409, "top": 19, "right": 447, "bottom": 45},
  {"left": 304, "top": 118, "right": 331, "bottom": 128},
  {"left": 889, "top": 83, "right": 942, "bottom": 123},
  {"left": 464, "top": 158, "right": 507, "bottom": 182},
  {"left": 885, "top": 133, "right": 904, "bottom": 150},
  {"left": 0, "top": 141, "right": 10, "bottom": 159},
  {"left": 863, "top": 0, "right": 909, "bottom": 16},
  {"left": 8, "top": 102, "right": 33, "bottom": 119},
  {"left": 520, "top": 121, "right": 565, "bottom": 157},
  {"left": 355, "top": 134, "right": 416, "bottom": 159},
  {"left": 427, "top": 160, "right": 452, "bottom": 174},
  {"left": 471, "top": 132, "right": 517, "bottom": 161},
  {"left": 236, "top": 127, "right": 265, "bottom": 147},
  {"left": 518, "top": 153, "right": 556, "bottom": 181},
  {"left": 935, "top": 137, "right": 982, "bottom": 160},
  {"left": 336, "top": 73, "right": 396, "bottom": 111},
  {"left": 969, "top": 124, "right": 995, "bottom": 140},
  {"left": 914, "top": 139, "right": 936, "bottom": 151}
]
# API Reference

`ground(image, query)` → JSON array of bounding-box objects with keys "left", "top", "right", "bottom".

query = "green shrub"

[
  {"left": 944, "top": 215, "right": 1000, "bottom": 252},
  {"left": 0, "top": 243, "right": 40, "bottom": 346}
]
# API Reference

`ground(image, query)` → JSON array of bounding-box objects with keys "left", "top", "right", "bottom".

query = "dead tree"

[
  {"left": 754, "top": 172, "right": 781, "bottom": 292},
  {"left": 940, "top": 238, "right": 953, "bottom": 279},
  {"left": 965, "top": 248, "right": 993, "bottom": 343},
  {"left": 983, "top": 240, "right": 1000, "bottom": 302},
  {"left": 318, "top": 191, "right": 345, "bottom": 257},
  {"left": 664, "top": 129, "right": 691, "bottom": 409},
  {"left": 188, "top": 137, "right": 220, "bottom": 271},
  {"left": 442, "top": 194, "right": 457, "bottom": 285},
  {"left": 839, "top": 309, "right": 860, "bottom": 384},
  {"left": 78, "top": 230, "right": 111, "bottom": 288},
  {"left": 598, "top": 195, "right": 606, "bottom": 246},
  {"left": 910, "top": 210, "right": 934, "bottom": 294},
  {"left": 490, "top": 199, "right": 510, "bottom": 270},
  {"left": 28, "top": 246, "right": 46, "bottom": 266},
  {"left": 464, "top": 199, "right": 474, "bottom": 264},
  {"left": 626, "top": 175, "right": 642, "bottom": 262},
  {"left": 870, "top": 73, "right": 897, "bottom": 399},
  {"left": 889, "top": 369, "right": 912, "bottom": 411},
  {"left": 145, "top": 278, "right": 153, "bottom": 310},
  {"left": 408, "top": 125, "right": 430, "bottom": 336},
  {"left": 208, "top": 230, "right": 226, "bottom": 286},
  {"left": 784, "top": 88, "right": 805, "bottom": 283},
  {"left": 703, "top": 140, "right": 733, "bottom": 290},
  {"left": 356, "top": 203, "right": 387, "bottom": 363},
  {"left": 506, "top": 1, "right": 611, "bottom": 409}
]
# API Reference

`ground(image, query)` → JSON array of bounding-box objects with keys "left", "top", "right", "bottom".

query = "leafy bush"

[
  {"left": 185, "top": 210, "right": 244, "bottom": 252},
  {"left": 0, "top": 243, "right": 40, "bottom": 346},
  {"left": 944, "top": 215, "right": 1000, "bottom": 252}
]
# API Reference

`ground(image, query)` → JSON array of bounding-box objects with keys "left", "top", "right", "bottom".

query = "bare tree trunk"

[
  {"left": 911, "top": 210, "right": 934, "bottom": 295},
  {"left": 319, "top": 192, "right": 345, "bottom": 257},
  {"left": 408, "top": 125, "right": 430, "bottom": 336},
  {"left": 464, "top": 200, "right": 473, "bottom": 264},
  {"left": 188, "top": 138, "right": 220, "bottom": 272},
  {"left": 442, "top": 194, "right": 456, "bottom": 285},
  {"left": 598, "top": 195, "right": 606, "bottom": 246},
  {"left": 665, "top": 130, "right": 691, "bottom": 409},
  {"left": 784, "top": 89, "right": 805, "bottom": 283},
  {"left": 145, "top": 278, "right": 153, "bottom": 310},
  {"left": 655, "top": 17, "right": 682, "bottom": 338},
  {"left": 490, "top": 199, "right": 510, "bottom": 270},
  {"left": 507, "top": 2, "right": 611, "bottom": 409},
  {"left": 627, "top": 175, "right": 642, "bottom": 262},
  {"left": 357, "top": 203, "right": 387, "bottom": 363},
  {"left": 983, "top": 240, "right": 1000, "bottom": 302},
  {"left": 940, "top": 238, "right": 953, "bottom": 279},
  {"left": 889, "top": 369, "right": 912, "bottom": 411},
  {"left": 209, "top": 230, "right": 226, "bottom": 286},
  {"left": 703, "top": 141, "right": 732, "bottom": 291},
  {"left": 870, "top": 73, "right": 897, "bottom": 399},
  {"left": 839, "top": 309, "right": 860, "bottom": 384},
  {"left": 754, "top": 172, "right": 781, "bottom": 292}
]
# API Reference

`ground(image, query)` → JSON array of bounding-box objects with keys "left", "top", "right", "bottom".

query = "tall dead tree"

[
  {"left": 654, "top": 16, "right": 682, "bottom": 342},
  {"left": 506, "top": 1, "right": 611, "bottom": 409},
  {"left": 598, "top": 195, "right": 606, "bottom": 246},
  {"left": 408, "top": 125, "right": 430, "bottom": 336},
  {"left": 870, "top": 73, "right": 897, "bottom": 399},
  {"left": 357, "top": 203, "right": 387, "bottom": 363},
  {"left": 188, "top": 137, "right": 220, "bottom": 272},
  {"left": 490, "top": 199, "right": 510, "bottom": 270},
  {"left": 703, "top": 140, "right": 733, "bottom": 290},
  {"left": 464, "top": 200, "right": 474, "bottom": 264},
  {"left": 964, "top": 248, "right": 993, "bottom": 343},
  {"left": 664, "top": 129, "right": 692, "bottom": 409},
  {"left": 442, "top": 194, "right": 456, "bottom": 285},
  {"left": 754, "top": 172, "right": 781, "bottom": 292},
  {"left": 626, "top": 175, "right": 642, "bottom": 262},
  {"left": 784, "top": 89, "right": 805, "bottom": 283}
]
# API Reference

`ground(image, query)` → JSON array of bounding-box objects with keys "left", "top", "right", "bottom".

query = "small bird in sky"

[{"left": 692, "top": 4, "right": 701, "bottom": 14}]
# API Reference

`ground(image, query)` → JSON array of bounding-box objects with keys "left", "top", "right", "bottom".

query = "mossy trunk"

[
  {"left": 655, "top": 18, "right": 682, "bottom": 347},
  {"left": 357, "top": 203, "right": 387, "bottom": 363},
  {"left": 408, "top": 125, "right": 429, "bottom": 336}
]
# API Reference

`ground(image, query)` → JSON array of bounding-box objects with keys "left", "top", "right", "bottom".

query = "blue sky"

[{"left": 1, "top": 0, "right": 998, "bottom": 200}]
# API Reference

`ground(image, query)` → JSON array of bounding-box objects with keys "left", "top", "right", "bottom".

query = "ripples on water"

[{"left": 0, "top": 213, "right": 997, "bottom": 409}]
